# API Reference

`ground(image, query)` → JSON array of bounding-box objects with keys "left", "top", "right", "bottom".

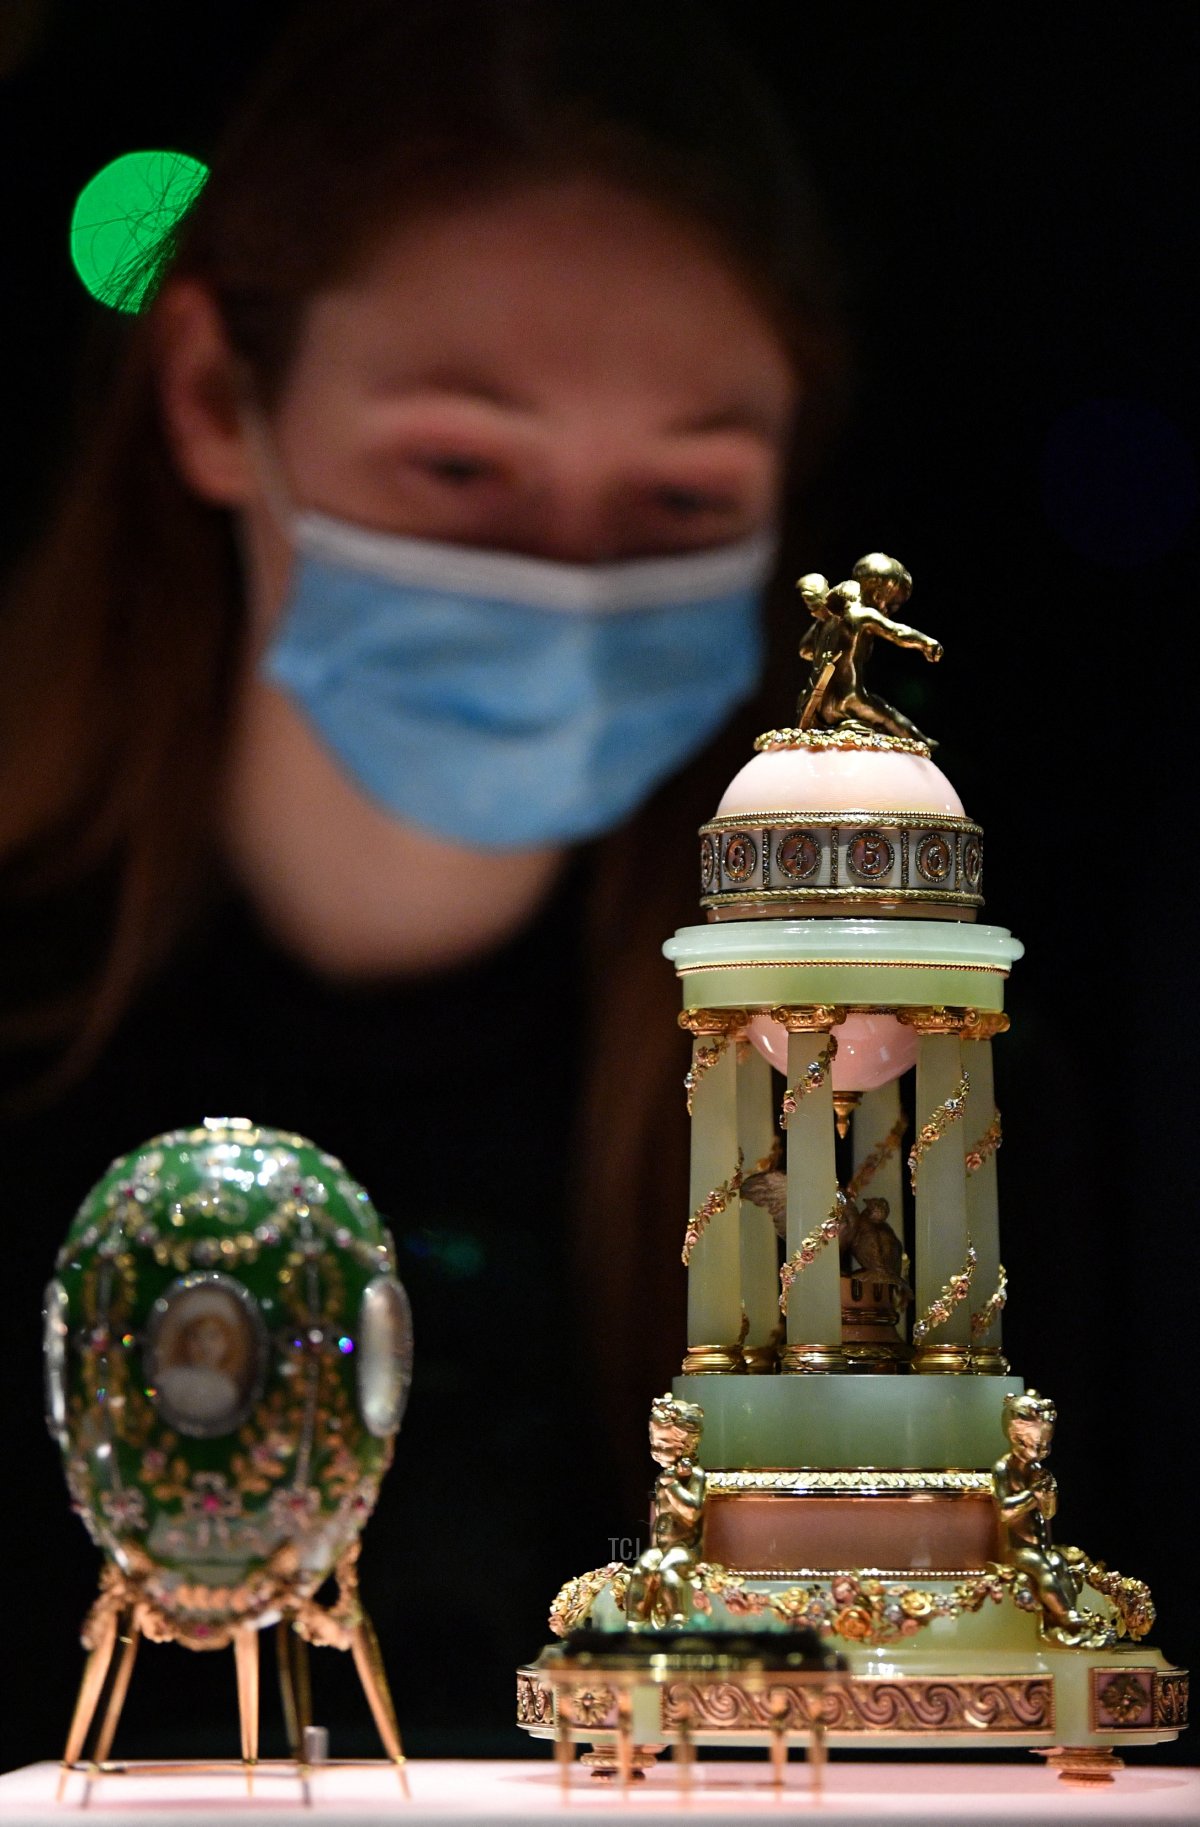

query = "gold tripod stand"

[{"left": 58, "top": 1543, "right": 408, "bottom": 1801}]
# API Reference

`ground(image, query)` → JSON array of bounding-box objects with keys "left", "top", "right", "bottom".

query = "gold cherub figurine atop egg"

[{"left": 797, "top": 552, "right": 943, "bottom": 746}]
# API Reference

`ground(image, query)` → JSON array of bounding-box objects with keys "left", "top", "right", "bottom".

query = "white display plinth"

[{"left": 1, "top": 1759, "right": 1198, "bottom": 1825}]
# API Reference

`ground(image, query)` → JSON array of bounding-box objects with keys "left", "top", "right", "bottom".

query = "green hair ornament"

[{"left": 70, "top": 149, "right": 209, "bottom": 313}]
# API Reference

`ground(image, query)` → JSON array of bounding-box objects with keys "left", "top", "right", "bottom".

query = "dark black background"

[{"left": 1, "top": 0, "right": 1196, "bottom": 1775}]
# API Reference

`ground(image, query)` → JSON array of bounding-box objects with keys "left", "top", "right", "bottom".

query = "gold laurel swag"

[
  {"left": 970, "top": 1263, "right": 1008, "bottom": 1338},
  {"left": 779, "top": 1195, "right": 843, "bottom": 1316},
  {"left": 780, "top": 1037, "right": 837, "bottom": 1128},
  {"left": 683, "top": 1035, "right": 727, "bottom": 1117},
  {"left": 1073, "top": 1556, "right": 1155, "bottom": 1641},
  {"left": 847, "top": 1113, "right": 907, "bottom": 1199},
  {"left": 548, "top": 1557, "right": 1122, "bottom": 1650},
  {"left": 965, "top": 1110, "right": 1002, "bottom": 1174},
  {"left": 81, "top": 1542, "right": 361, "bottom": 1655},
  {"left": 549, "top": 1564, "right": 631, "bottom": 1637},
  {"left": 908, "top": 1072, "right": 970, "bottom": 1190},
  {"left": 682, "top": 1150, "right": 744, "bottom": 1267},
  {"left": 913, "top": 1242, "right": 978, "bottom": 1344},
  {"left": 592, "top": 1563, "right": 1021, "bottom": 1645}
]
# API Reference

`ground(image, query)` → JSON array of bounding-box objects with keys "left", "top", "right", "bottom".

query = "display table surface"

[{"left": 2, "top": 1760, "right": 1198, "bottom": 1825}]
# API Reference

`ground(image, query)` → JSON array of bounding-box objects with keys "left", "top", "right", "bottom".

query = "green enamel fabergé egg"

[{"left": 44, "top": 1118, "right": 412, "bottom": 1650}]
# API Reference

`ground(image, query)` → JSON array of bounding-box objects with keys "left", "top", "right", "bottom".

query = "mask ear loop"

[
  {"left": 230, "top": 375, "right": 302, "bottom": 646},
  {"left": 236, "top": 380, "right": 298, "bottom": 536}
]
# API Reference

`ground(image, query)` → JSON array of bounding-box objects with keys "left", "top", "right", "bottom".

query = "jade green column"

[
  {"left": 851, "top": 1078, "right": 905, "bottom": 1223},
  {"left": 964, "top": 1029, "right": 1006, "bottom": 1371},
  {"left": 737, "top": 1042, "right": 780, "bottom": 1372},
  {"left": 682, "top": 1024, "right": 745, "bottom": 1373},
  {"left": 911, "top": 1026, "right": 973, "bottom": 1372},
  {"left": 776, "top": 1011, "right": 844, "bottom": 1373}
]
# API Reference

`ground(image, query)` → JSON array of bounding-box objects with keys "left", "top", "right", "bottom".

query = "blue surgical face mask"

[{"left": 262, "top": 509, "right": 773, "bottom": 851}]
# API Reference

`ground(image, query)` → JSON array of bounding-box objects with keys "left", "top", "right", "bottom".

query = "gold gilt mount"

[{"left": 799, "top": 552, "right": 942, "bottom": 748}]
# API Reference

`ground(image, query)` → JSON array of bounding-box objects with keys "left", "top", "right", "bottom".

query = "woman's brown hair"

[{"left": 0, "top": 0, "right": 842, "bottom": 1497}]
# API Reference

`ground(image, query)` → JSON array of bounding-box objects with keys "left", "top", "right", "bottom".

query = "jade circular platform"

[{"left": 664, "top": 918, "right": 1024, "bottom": 1013}]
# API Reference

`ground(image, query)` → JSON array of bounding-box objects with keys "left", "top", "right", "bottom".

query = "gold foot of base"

[
  {"left": 780, "top": 1343, "right": 849, "bottom": 1375},
  {"left": 1039, "top": 1746, "right": 1125, "bottom": 1784},
  {"left": 681, "top": 1344, "right": 745, "bottom": 1375},
  {"left": 581, "top": 1746, "right": 661, "bottom": 1781},
  {"left": 911, "top": 1342, "right": 972, "bottom": 1374}
]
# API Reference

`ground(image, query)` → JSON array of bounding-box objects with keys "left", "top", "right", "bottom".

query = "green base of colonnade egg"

[{"left": 673, "top": 1372, "right": 1023, "bottom": 1469}]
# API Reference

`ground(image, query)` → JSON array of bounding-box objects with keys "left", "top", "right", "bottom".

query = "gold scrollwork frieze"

[
  {"left": 659, "top": 1673, "right": 1054, "bottom": 1735},
  {"left": 519, "top": 1670, "right": 1057, "bottom": 1739}
]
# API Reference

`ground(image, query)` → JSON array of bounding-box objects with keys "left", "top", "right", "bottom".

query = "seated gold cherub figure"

[
  {"left": 624, "top": 1394, "right": 706, "bottom": 1632},
  {"left": 798, "top": 552, "right": 942, "bottom": 746},
  {"left": 992, "top": 1391, "right": 1116, "bottom": 1650}
]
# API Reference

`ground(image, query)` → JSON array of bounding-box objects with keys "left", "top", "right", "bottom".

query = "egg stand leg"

[
  {"left": 90, "top": 1614, "right": 141, "bottom": 1772},
  {"left": 276, "top": 1622, "right": 315, "bottom": 1754},
  {"left": 276, "top": 1620, "right": 301, "bottom": 1759},
  {"left": 57, "top": 1601, "right": 120, "bottom": 1800},
  {"left": 671, "top": 1692, "right": 694, "bottom": 1796},
  {"left": 292, "top": 1630, "right": 314, "bottom": 1748},
  {"left": 233, "top": 1624, "right": 260, "bottom": 1795},
  {"left": 276, "top": 1620, "right": 318, "bottom": 1804},
  {"left": 615, "top": 1690, "right": 634, "bottom": 1796},
  {"left": 807, "top": 1715, "right": 827, "bottom": 1800},
  {"left": 554, "top": 1709, "right": 574, "bottom": 1799},
  {"left": 348, "top": 1611, "right": 410, "bottom": 1796},
  {"left": 767, "top": 1688, "right": 789, "bottom": 1793}
]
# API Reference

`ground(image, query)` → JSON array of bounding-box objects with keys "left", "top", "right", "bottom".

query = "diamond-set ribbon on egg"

[
  {"left": 681, "top": 1152, "right": 745, "bottom": 1268},
  {"left": 778, "top": 1196, "right": 844, "bottom": 1317},
  {"left": 780, "top": 1036, "right": 837, "bottom": 1128}
]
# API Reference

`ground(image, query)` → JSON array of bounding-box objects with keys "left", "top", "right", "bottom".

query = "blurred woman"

[{"left": 0, "top": 0, "right": 841, "bottom": 1755}]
